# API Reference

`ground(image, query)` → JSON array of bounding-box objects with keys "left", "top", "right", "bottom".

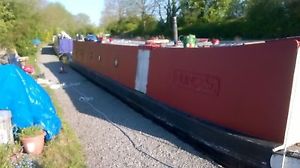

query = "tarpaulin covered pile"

[{"left": 0, "top": 65, "right": 61, "bottom": 140}]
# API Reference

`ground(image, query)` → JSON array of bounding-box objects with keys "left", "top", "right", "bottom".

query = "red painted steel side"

[
  {"left": 73, "top": 40, "right": 299, "bottom": 143},
  {"left": 73, "top": 42, "right": 138, "bottom": 89},
  {"left": 147, "top": 40, "right": 298, "bottom": 143}
]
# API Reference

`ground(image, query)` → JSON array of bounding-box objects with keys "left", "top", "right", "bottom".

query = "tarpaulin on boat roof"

[{"left": 0, "top": 65, "right": 61, "bottom": 140}]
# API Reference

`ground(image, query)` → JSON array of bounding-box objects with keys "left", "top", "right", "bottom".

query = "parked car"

[{"left": 84, "top": 34, "right": 98, "bottom": 42}]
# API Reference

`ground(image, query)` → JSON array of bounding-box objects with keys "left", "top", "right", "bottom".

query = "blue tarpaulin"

[
  {"left": 0, "top": 65, "right": 61, "bottom": 140},
  {"left": 32, "top": 38, "right": 41, "bottom": 46}
]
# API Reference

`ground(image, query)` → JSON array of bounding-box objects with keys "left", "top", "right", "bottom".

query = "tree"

[
  {"left": 179, "top": 0, "right": 205, "bottom": 25},
  {"left": 284, "top": 0, "right": 300, "bottom": 36},
  {"left": 100, "top": 0, "right": 138, "bottom": 26},
  {"left": 101, "top": 0, "right": 300, "bottom": 38},
  {"left": 204, "top": 0, "right": 232, "bottom": 22},
  {"left": 6, "top": 0, "right": 43, "bottom": 55},
  {"left": 106, "top": 16, "right": 140, "bottom": 36},
  {"left": 165, "top": 0, "right": 180, "bottom": 26},
  {"left": 178, "top": 0, "right": 233, "bottom": 25},
  {"left": 101, "top": 0, "right": 159, "bottom": 36},
  {"left": 125, "top": 0, "right": 161, "bottom": 35},
  {"left": 0, "top": 0, "right": 96, "bottom": 56},
  {"left": 227, "top": 0, "right": 247, "bottom": 18},
  {"left": 245, "top": 0, "right": 287, "bottom": 37},
  {"left": 0, "top": 1, "right": 15, "bottom": 48}
]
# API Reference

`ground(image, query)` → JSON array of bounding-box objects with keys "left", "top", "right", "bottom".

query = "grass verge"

[
  {"left": 0, "top": 144, "right": 21, "bottom": 168},
  {"left": 39, "top": 87, "right": 86, "bottom": 168}
]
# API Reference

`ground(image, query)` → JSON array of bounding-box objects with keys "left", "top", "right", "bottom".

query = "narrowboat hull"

[{"left": 71, "top": 39, "right": 300, "bottom": 167}]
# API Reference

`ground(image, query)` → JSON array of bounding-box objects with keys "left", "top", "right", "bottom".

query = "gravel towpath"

[{"left": 37, "top": 46, "right": 221, "bottom": 168}]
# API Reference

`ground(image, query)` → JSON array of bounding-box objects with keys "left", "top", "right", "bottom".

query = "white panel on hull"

[{"left": 135, "top": 49, "right": 151, "bottom": 94}]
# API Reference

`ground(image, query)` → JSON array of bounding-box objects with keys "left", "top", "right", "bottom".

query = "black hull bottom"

[{"left": 71, "top": 62, "right": 278, "bottom": 168}]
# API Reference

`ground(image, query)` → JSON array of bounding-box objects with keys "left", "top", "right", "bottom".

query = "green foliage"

[
  {"left": 179, "top": 0, "right": 232, "bottom": 23},
  {"left": 106, "top": 16, "right": 140, "bottom": 37},
  {"left": 135, "top": 15, "right": 158, "bottom": 36},
  {"left": 285, "top": 0, "right": 300, "bottom": 36},
  {"left": 40, "top": 122, "right": 86, "bottom": 168},
  {"left": 226, "top": 0, "right": 247, "bottom": 18},
  {"left": 204, "top": 0, "right": 232, "bottom": 22},
  {"left": 19, "top": 125, "right": 43, "bottom": 138},
  {"left": 0, "top": 0, "right": 96, "bottom": 57},
  {"left": 101, "top": 0, "right": 299, "bottom": 39},
  {"left": 105, "top": 14, "right": 160, "bottom": 38},
  {"left": 0, "top": 144, "right": 19, "bottom": 168},
  {"left": 15, "top": 39, "right": 38, "bottom": 56},
  {"left": 0, "top": 1, "right": 15, "bottom": 48},
  {"left": 179, "top": 0, "right": 205, "bottom": 26}
]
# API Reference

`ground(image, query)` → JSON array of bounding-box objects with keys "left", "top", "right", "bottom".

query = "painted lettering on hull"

[{"left": 173, "top": 70, "right": 220, "bottom": 96}]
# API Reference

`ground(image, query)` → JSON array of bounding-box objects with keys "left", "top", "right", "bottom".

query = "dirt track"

[{"left": 37, "top": 46, "right": 220, "bottom": 168}]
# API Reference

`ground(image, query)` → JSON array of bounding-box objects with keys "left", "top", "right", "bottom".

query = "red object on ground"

[
  {"left": 22, "top": 65, "right": 35, "bottom": 74},
  {"left": 211, "top": 38, "right": 220, "bottom": 45}
]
